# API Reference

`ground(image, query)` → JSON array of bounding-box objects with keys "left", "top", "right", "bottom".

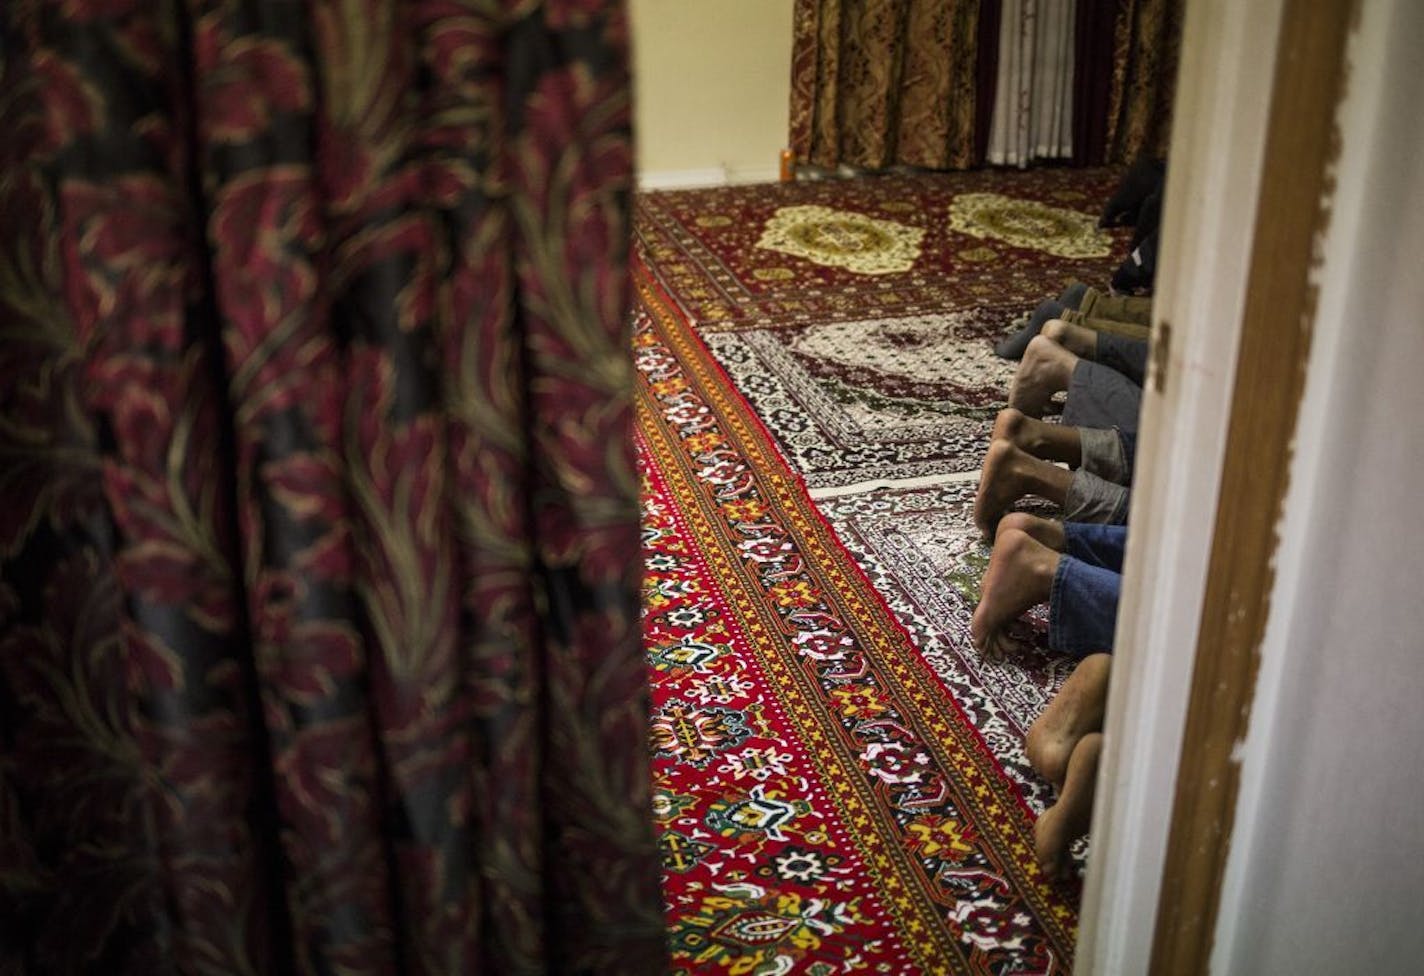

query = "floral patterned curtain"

[{"left": 0, "top": 1, "right": 666, "bottom": 973}]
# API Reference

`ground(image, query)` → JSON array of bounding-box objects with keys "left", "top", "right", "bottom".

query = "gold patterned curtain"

[
  {"left": 789, "top": 0, "right": 983, "bottom": 171},
  {"left": 789, "top": 0, "right": 1184, "bottom": 172},
  {"left": 1105, "top": 0, "right": 1185, "bottom": 162}
]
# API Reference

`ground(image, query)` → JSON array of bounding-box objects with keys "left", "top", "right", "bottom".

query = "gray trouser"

[
  {"left": 1062, "top": 427, "right": 1131, "bottom": 524},
  {"left": 1063, "top": 360, "right": 1143, "bottom": 432},
  {"left": 1096, "top": 333, "right": 1150, "bottom": 387}
]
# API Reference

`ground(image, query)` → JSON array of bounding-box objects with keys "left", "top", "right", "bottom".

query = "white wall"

[
  {"left": 1211, "top": 1, "right": 1424, "bottom": 972},
  {"left": 628, "top": 0, "right": 794, "bottom": 187}
]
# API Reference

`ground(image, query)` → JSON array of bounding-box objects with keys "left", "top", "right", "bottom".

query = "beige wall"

[{"left": 628, "top": 0, "right": 794, "bottom": 187}]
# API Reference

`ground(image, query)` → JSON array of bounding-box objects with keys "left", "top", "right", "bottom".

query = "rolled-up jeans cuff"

[
  {"left": 1048, "top": 555, "right": 1122, "bottom": 656},
  {"left": 1064, "top": 470, "right": 1130, "bottom": 523}
]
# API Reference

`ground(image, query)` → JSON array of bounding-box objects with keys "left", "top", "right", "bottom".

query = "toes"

[
  {"left": 977, "top": 628, "right": 1025, "bottom": 664},
  {"left": 1042, "top": 850, "right": 1072, "bottom": 882}
]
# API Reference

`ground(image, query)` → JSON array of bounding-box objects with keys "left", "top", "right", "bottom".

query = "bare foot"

[
  {"left": 1041, "top": 318, "right": 1100, "bottom": 359},
  {"left": 1025, "top": 653, "right": 1111, "bottom": 790},
  {"left": 992, "top": 407, "right": 1083, "bottom": 466},
  {"left": 996, "top": 512, "right": 1066, "bottom": 553},
  {"left": 970, "top": 527, "right": 1058, "bottom": 657},
  {"left": 990, "top": 406, "right": 1028, "bottom": 444},
  {"left": 1035, "top": 731, "right": 1103, "bottom": 880},
  {"left": 974, "top": 439, "right": 1019, "bottom": 539},
  {"left": 973, "top": 439, "right": 1074, "bottom": 540},
  {"left": 1008, "top": 334, "right": 1079, "bottom": 418}
]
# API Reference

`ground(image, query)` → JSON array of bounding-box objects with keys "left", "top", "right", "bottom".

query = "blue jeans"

[{"left": 1049, "top": 522, "right": 1127, "bottom": 656}]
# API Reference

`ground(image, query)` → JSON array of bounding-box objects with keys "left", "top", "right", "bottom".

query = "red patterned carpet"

[
  {"left": 636, "top": 168, "right": 1134, "bottom": 972},
  {"left": 635, "top": 268, "right": 1079, "bottom": 974},
  {"left": 813, "top": 482, "right": 1067, "bottom": 809},
  {"left": 637, "top": 170, "right": 1130, "bottom": 487},
  {"left": 636, "top": 167, "right": 1128, "bottom": 331}
]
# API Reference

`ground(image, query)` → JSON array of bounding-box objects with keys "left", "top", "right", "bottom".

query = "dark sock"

[
  {"left": 1059, "top": 281, "right": 1090, "bottom": 310},
  {"left": 996, "top": 299, "right": 1066, "bottom": 359}
]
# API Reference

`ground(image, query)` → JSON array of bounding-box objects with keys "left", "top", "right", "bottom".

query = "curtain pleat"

[
  {"left": 974, "top": 0, "right": 1004, "bottom": 164},
  {"left": 0, "top": 1, "right": 666, "bottom": 973},
  {"left": 1106, "top": 0, "right": 1185, "bottom": 162},
  {"left": 1035, "top": 1, "right": 1077, "bottom": 158},
  {"left": 789, "top": 0, "right": 980, "bottom": 171},
  {"left": 1072, "top": 0, "right": 1119, "bottom": 165},
  {"left": 986, "top": 0, "right": 1077, "bottom": 167},
  {"left": 895, "top": 0, "right": 982, "bottom": 169}
]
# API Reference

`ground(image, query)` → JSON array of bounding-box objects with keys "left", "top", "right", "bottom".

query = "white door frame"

[
  {"left": 1078, "top": 0, "right": 1285, "bottom": 963},
  {"left": 1077, "top": 0, "right": 1392, "bottom": 970}
]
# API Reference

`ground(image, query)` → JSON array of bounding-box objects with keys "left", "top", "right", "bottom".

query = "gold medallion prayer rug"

[
  {"left": 636, "top": 167, "right": 1128, "bottom": 332},
  {"left": 635, "top": 267, "right": 1079, "bottom": 975},
  {"left": 636, "top": 169, "right": 1131, "bottom": 487}
]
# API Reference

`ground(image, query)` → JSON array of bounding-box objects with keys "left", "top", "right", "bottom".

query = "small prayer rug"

[
  {"left": 636, "top": 167, "right": 1130, "bottom": 332},
  {"left": 701, "top": 308, "right": 1016, "bottom": 487},
  {"left": 635, "top": 267, "right": 1079, "bottom": 975}
]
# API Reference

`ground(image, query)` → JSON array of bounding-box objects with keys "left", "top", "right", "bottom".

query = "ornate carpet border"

[{"left": 633, "top": 262, "right": 1079, "bottom": 969}]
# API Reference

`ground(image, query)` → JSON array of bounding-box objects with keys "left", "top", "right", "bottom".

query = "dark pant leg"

[
  {"left": 1096, "top": 332, "right": 1150, "bottom": 386},
  {"left": 1062, "top": 360, "right": 1144, "bottom": 432}
]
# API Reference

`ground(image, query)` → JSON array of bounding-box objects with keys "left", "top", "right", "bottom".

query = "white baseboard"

[
  {"left": 637, "top": 165, "right": 782, "bottom": 191},
  {"left": 724, "top": 164, "right": 781, "bottom": 185}
]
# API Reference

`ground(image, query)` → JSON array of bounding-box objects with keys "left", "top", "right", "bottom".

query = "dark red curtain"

[
  {"left": 0, "top": 1, "right": 666, "bottom": 973},
  {"left": 1072, "top": 0, "right": 1119, "bottom": 165},
  {"left": 973, "top": 0, "right": 1003, "bottom": 166}
]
